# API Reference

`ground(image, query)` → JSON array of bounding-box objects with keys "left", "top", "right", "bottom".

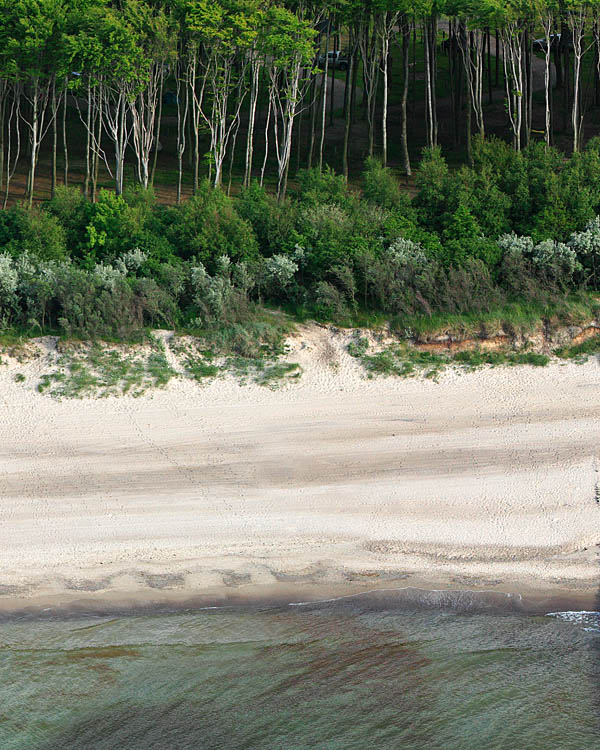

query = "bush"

[
  {"left": 294, "top": 167, "right": 352, "bottom": 208},
  {"left": 237, "top": 182, "right": 299, "bottom": 256},
  {"left": 0, "top": 204, "right": 67, "bottom": 261},
  {"left": 362, "top": 157, "right": 406, "bottom": 211},
  {"left": 165, "top": 181, "right": 258, "bottom": 268}
]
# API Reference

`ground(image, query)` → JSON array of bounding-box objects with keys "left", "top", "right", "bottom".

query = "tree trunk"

[
  {"left": 84, "top": 82, "right": 91, "bottom": 197},
  {"left": 62, "top": 78, "right": 68, "bottom": 186},
  {"left": 307, "top": 73, "right": 318, "bottom": 168},
  {"left": 342, "top": 48, "right": 354, "bottom": 181},
  {"left": 400, "top": 20, "right": 411, "bottom": 176},
  {"left": 51, "top": 80, "right": 57, "bottom": 198},
  {"left": 244, "top": 58, "right": 260, "bottom": 186},
  {"left": 150, "top": 72, "right": 164, "bottom": 187},
  {"left": 318, "top": 26, "right": 330, "bottom": 171}
]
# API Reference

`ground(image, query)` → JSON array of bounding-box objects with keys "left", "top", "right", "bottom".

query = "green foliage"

[
  {"left": 356, "top": 342, "right": 550, "bottom": 381},
  {"left": 555, "top": 335, "right": 600, "bottom": 362},
  {"left": 362, "top": 158, "right": 406, "bottom": 211},
  {"left": 37, "top": 342, "right": 177, "bottom": 398},
  {"left": 0, "top": 204, "right": 67, "bottom": 261},
  {"left": 165, "top": 181, "right": 258, "bottom": 268}
]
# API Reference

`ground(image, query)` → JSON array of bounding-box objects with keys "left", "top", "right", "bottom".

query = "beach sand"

[{"left": 1, "top": 325, "right": 599, "bottom": 614}]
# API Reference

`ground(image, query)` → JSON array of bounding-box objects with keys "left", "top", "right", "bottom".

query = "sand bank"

[{"left": 0, "top": 326, "right": 599, "bottom": 614}]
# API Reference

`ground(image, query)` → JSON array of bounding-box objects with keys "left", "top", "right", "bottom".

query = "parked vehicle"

[
  {"left": 533, "top": 33, "right": 573, "bottom": 53},
  {"left": 317, "top": 50, "right": 349, "bottom": 71}
]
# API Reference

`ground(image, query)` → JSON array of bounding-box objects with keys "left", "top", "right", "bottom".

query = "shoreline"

[
  {"left": 1, "top": 325, "right": 599, "bottom": 620},
  {"left": 1, "top": 577, "right": 598, "bottom": 620}
]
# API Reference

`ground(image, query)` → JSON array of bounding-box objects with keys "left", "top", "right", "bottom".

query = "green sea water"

[{"left": 1, "top": 592, "right": 599, "bottom": 749}]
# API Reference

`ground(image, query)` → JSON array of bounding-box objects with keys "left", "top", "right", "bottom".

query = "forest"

[{"left": 1, "top": 0, "right": 600, "bottom": 349}]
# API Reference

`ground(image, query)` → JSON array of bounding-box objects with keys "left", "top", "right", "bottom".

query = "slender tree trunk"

[
  {"left": 350, "top": 45, "right": 358, "bottom": 126},
  {"left": 342, "top": 50, "right": 354, "bottom": 181},
  {"left": 0, "top": 86, "right": 5, "bottom": 194},
  {"left": 62, "top": 78, "right": 68, "bottom": 186},
  {"left": 244, "top": 58, "right": 260, "bottom": 186},
  {"left": 495, "top": 29, "right": 499, "bottom": 86},
  {"left": 329, "top": 31, "right": 337, "bottom": 125},
  {"left": 150, "top": 73, "right": 164, "bottom": 187},
  {"left": 543, "top": 14, "right": 552, "bottom": 146},
  {"left": 51, "top": 80, "right": 57, "bottom": 198},
  {"left": 92, "top": 98, "right": 101, "bottom": 201},
  {"left": 401, "top": 20, "right": 411, "bottom": 176},
  {"left": 84, "top": 82, "right": 91, "bottom": 197},
  {"left": 260, "top": 90, "right": 272, "bottom": 187},
  {"left": 318, "top": 26, "right": 330, "bottom": 171},
  {"left": 307, "top": 73, "right": 318, "bottom": 168},
  {"left": 382, "top": 30, "right": 390, "bottom": 166},
  {"left": 487, "top": 27, "right": 492, "bottom": 103},
  {"left": 429, "top": 16, "right": 438, "bottom": 145},
  {"left": 4, "top": 85, "right": 21, "bottom": 209},
  {"left": 176, "top": 65, "right": 188, "bottom": 204}
]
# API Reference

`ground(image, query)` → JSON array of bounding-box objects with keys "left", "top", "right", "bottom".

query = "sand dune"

[{"left": 0, "top": 326, "right": 599, "bottom": 613}]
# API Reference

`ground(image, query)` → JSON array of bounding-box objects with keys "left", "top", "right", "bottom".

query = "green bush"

[
  {"left": 0, "top": 204, "right": 67, "bottom": 261},
  {"left": 164, "top": 181, "right": 258, "bottom": 268}
]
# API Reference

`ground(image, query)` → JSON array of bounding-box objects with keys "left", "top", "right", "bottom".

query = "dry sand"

[{"left": 0, "top": 325, "right": 599, "bottom": 614}]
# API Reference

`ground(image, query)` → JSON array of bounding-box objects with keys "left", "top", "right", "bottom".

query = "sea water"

[{"left": 1, "top": 592, "right": 598, "bottom": 749}]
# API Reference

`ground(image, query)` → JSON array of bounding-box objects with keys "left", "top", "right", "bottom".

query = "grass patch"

[
  {"left": 256, "top": 361, "right": 302, "bottom": 388},
  {"left": 390, "top": 294, "right": 600, "bottom": 339},
  {"left": 554, "top": 335, "right": 600, "bottom": 362},
  {"left": 347, "top": 335, "right": 369, "bottom": 359},
  {"left": 37, "top": 342, "right": 177, "bottom": 398},
  {"left": 183, "top": 355, "right": 220, "bottom": 381},
  {"left": 356, "top": 343, "right": 549, "bottom": 380}
]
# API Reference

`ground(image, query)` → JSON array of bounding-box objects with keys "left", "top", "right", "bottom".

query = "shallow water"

[{"left": 1, "top": 595, "right": 599, "bottom": 749}]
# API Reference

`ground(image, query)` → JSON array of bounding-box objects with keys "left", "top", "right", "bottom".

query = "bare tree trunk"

[
  {"left": 51, "top": 80, "right": 57, "bottom": 197},
  {"left": 342, "top": 46, "right": 355, "bottom": 181},
  {"left": 244, "top": 57, "right": 260, "bottom": 186},
  {"left": 423, "top": 20, "right": 435, "bottom": 148},
  {"left": 260, "top": 90, "right": 272, "bottom": 187},
  {"left": 329, "top": 30, "right": 337, "bottom": 125},
  {"left": 176, "top": 64, "right": 188, "bottom": 204},
  {"left": 382, "top": 30, "right": 390, "bottom": 166},
  {"left": 62, "top": 78, "right": 68, "bottom": 186},
  {"left": 400, "top": 19, "right": 411, "bottom": 176},
  {"left": 542, "top": 13, "right": 553, "bottom": 146},
  {"left": 150, "top": 73, "right": 164, "bottom": 187},
  {"left": 487, "top": 27, "right": 492, "bottom": 103},
  {"left": 0, "top": 82, "right": 6, "bottom": 194},
  {"left": 569, "top": 9, "right": 590, "bottom": 153},
  {"left": 307, "top": 73, "right": 318, "bottom": 168},
  {"left": 318, "top": 25, "right": 330, "bottom": 171},
  {"left": 84, "top": 82, "right": 91, "bottom": 197},
  {"left": 92, "top": 99, "right": 101, "bottom": 202},
  {"left": 4, "top": 84, "right": 21, "bottom": 209}
]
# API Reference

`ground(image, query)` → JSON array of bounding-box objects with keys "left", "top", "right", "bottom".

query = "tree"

[
  {"left": 3, "top": 0, "right": 67, "bottom": 206},
  {"left": 264, "top": 4, "right": 315, "bottom": 200}
]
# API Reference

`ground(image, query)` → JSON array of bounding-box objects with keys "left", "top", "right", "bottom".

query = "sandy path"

[{"left": 0, "top": 328, "right": 599, "bottom": 611}]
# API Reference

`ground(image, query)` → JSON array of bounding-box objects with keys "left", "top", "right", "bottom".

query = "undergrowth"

[
  {"left": 37, "top": 343, "right": 177, "bottom": 398},
  {"left": 348, "top": 335, "right": 550, "bottom": 380}
]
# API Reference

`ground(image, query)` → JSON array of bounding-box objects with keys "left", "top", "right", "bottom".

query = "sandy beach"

[{"left": 1, "top": 325, "right": 599, "bottom": 614}]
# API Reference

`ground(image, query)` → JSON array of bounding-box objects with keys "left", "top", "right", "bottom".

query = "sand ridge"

[{"left": 0, "top": 325, "right": 599, "bottom": 612}]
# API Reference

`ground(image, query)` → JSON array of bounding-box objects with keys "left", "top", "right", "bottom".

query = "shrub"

[
  {"left": 294, "top": 167, "right": 353, "bottom": 208},
  {"left": 165, "top": 181, "right": 258, "bottom": 268},
  {"left": 237, "top": 182, "right": 299, "bottom": 256},
  {"left": 362, "top": 157, "right": 405, "bottom": 211},
  {"left": 0, "top": 204, "right": 67, "bottom": 261}
]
